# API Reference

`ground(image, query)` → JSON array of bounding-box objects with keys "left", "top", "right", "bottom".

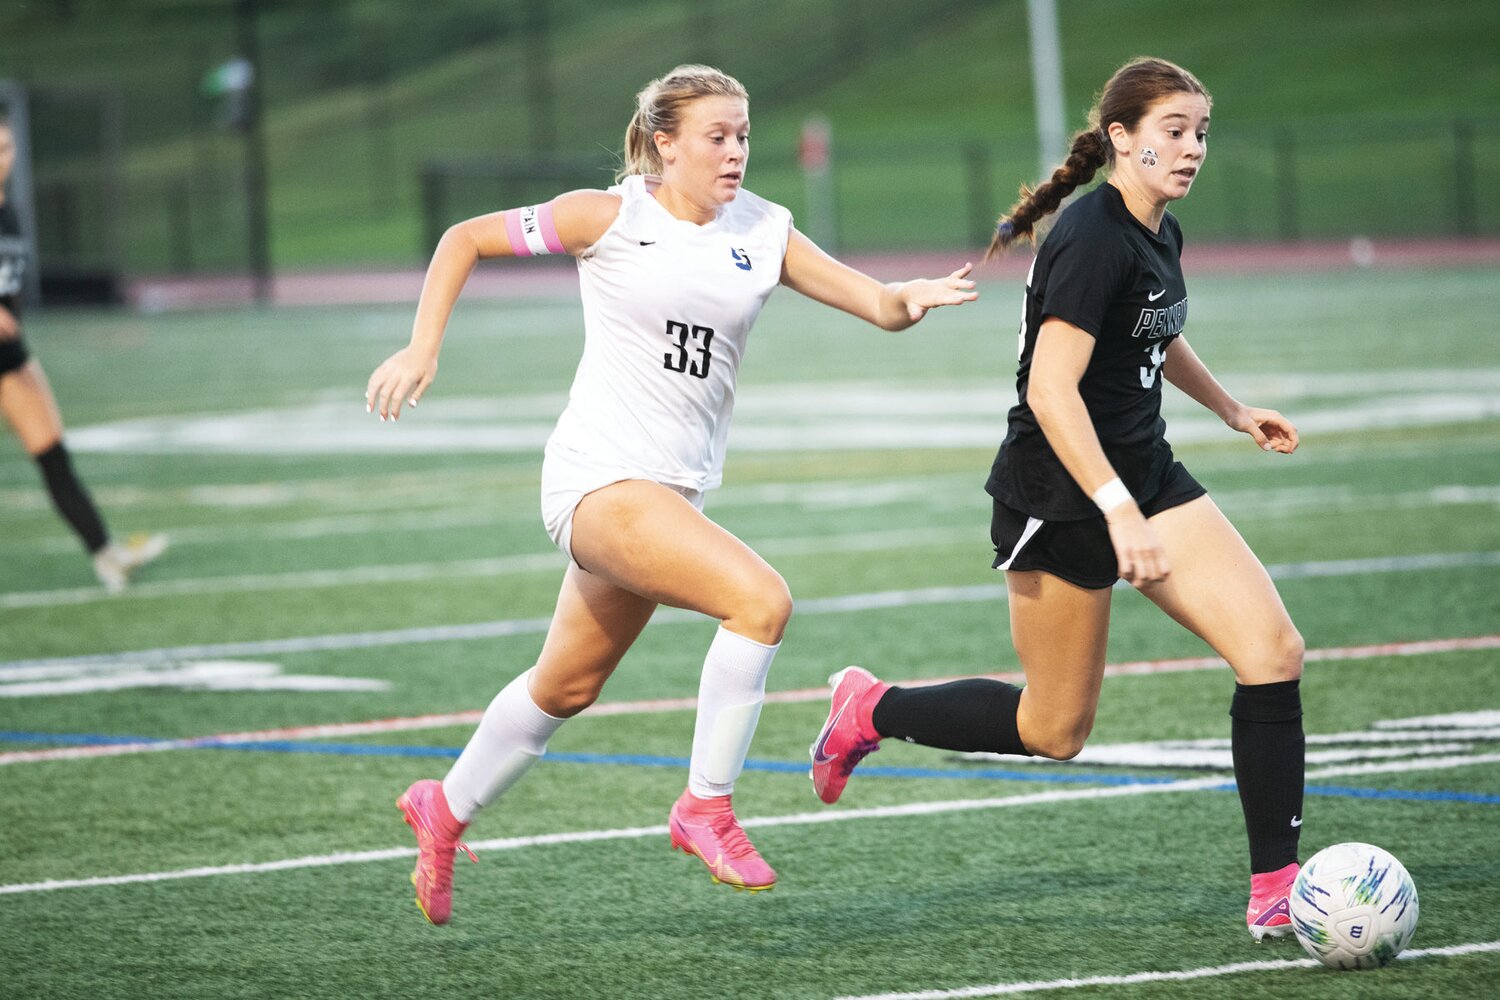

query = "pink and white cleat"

[
  {"left": 397, "top": 779, "right": 477, "bottom": 925},
  {"left": 668, "top": 790, "right": 776, "bottom": 892},
  {"left": 809, "top": 666, "right": 889, "bottom": 804},
  {"left": 1247, "top": 861, "right": 1300, "bottom": 942}
]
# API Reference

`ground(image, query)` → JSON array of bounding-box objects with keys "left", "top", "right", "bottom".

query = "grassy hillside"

[{"left": 5, "top": 0, "right": 1499, "bottom": 268}]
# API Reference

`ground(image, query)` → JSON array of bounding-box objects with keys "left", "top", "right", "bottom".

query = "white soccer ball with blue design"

[{"left": 1289, "top": 842, "right": 1419, "bottom": 970}]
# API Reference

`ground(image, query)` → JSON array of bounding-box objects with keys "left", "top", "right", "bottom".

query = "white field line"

[
  {"left": 3, "top": 540, "right": 1496, "bottom": 631},
  {"left": 0, "top": 616, "right": 559, "bottom": 672},
  {"left": 14, "top": 478, "right": 1500, "bottom": 558},
  {"left": 0, "top": 660, "right": 391, "bottom": 697},
  {"left": 0, "top": 711, "right": 491, "bottom": 765},
  {"left": 6, "top": 372, "right": 1497, "bottom": 512},
  {"left": 1380, "top": 710, "right": 1500, "bottom": 729},
  {"left": 1149, "top": 727, "right": 1500, "bottom": 746},
  {"left": 832, "top": 940, "right": 1500, "bottom": 1000},
  {"left": 1297, "top": 751, "right": 1500, "bottom": 780},
  {"left": 33, "top": 506, "right": 515, "bottom": 553},
  {"left": 8, "top": 424, "right": 1492, "bottom": 518},
  {"left": 58, "top": 380, "right": 1500, "bottom": 455},
  {"left": 0, "top": 554, "right": 567, "bottom": 610},
  {"left": 0, "top": 467, "right": 530, "bottom": 515},
  {"left": 0, "top": 527, "right": 975, "bottom": 611},
  {"left": 3, "top": 633, "right": 1497, "bottom": 769},
  {"left": 2, "top": 752, "right": 1497, "bottom": 897},
  {"left": 27, "top": 513, "right": 965, "bottom": 555},
  {"left": 2, "top": 494, "right": 1500, "bottom": 605},
  {"left": 991, "top": 731, "right": 1499, "bottom": 771}
]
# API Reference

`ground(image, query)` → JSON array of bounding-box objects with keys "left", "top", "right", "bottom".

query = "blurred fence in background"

[
  {"left": 87, "top": 115, "right": 1500, "bottom": 276},
  {"left": 6, "top": 0, "right": 1499, "bottom": 282},
  {"left": 26, "top": 85, "right": 1500, "bottom": 277}
]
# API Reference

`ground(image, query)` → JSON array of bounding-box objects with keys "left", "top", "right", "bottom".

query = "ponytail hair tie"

[{"left": 996, "top": 220, "right": 1015, "bottom": 239}]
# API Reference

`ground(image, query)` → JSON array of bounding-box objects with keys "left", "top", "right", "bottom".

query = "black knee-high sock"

[
  {"left": 1230, "top": 679, "right": 1305, "bottom": 874},
  {"left": 35, "top": 442, "right": 109, "bottom": 554},
  {"left": 872, "top": 679, "right": 1031, "bottom": 756}
]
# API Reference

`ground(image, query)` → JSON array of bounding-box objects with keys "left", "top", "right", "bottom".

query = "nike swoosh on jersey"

[{"left": 1147, "top": 289, "right": 1167, "bottom": 301}]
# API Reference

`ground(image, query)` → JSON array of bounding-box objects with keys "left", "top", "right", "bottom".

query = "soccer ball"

[{"left": 1289, "top": 842, "right": 1419, "bottom": 970}]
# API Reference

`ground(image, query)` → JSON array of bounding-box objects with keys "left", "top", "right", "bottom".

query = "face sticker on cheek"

[{"left": 1140, "top": 147, "right": 1158, "bottom": 168}]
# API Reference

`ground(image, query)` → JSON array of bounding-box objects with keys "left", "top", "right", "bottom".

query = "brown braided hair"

[{"left": 987, "top": 57, "right": 1210, "bottom": 259}]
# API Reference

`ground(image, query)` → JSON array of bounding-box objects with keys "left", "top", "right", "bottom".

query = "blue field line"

[
  {"left": 5, "top": 728, "right": 1498, "bottom": 805},
  {"left": 1, "top": 730, "right": 160, "bottom": 747},
  {"left": 1304, "top": 782, "right": 1500, "bottom": 805}
]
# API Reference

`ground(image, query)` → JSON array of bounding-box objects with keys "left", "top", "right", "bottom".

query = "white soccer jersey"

[{"left": 545, "top": 174, "right": 792, "bottom": 490}]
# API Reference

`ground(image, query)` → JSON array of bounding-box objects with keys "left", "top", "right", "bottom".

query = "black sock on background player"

[
  {"left": 871, "top": 679, "right": 1032, "bottom": 756},
  {"left": 1230, "top": 679, "right": 1305, "bottom": 873},
  {"left": 35, "top": 441, "right": 110, "bottom": 554}
]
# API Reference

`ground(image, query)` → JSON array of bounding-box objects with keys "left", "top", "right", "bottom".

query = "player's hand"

[
  {"left": 365, "top": 346, "right": 438, "bottom": 421},
  {"left": 0, "top": 305, "right": 18, "bottom": 340},
  {"left": 1229, "top": 405, "right": 1298, "bottom": 455},
  {"left": 899, "top": 263, "right": 978, "bottom": 322},
  {"left": 1104, "top": 501, "right": 1171, "bottom": 585}
]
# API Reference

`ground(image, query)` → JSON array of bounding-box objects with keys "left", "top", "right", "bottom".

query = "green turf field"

[{"left": 1, "top": 264, "right": 1498, "bottom": 998}]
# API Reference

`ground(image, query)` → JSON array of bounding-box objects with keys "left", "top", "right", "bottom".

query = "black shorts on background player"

[
  {"left": 0, "top": 333, "right": 29, "bottom": 375},
  {"left": 987, "top": 182, "right": 1192, "bottom": 521},
  {"left": 0, "top": 198, "right": 29, "bottom": 375}
]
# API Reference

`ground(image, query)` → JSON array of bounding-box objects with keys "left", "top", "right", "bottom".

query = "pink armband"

[{"left": 502, "top": 202, "right": 565, "bottom": 256}]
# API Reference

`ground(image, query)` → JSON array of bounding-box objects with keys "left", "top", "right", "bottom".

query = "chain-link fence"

[
  {"left": 419, "top": 119, "right": 1500, "bottom": 258},
  {"left": 5, "top": 1, "right": 1498, "bottom": 281}
]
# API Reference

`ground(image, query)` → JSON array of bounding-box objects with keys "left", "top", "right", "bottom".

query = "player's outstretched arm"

[
  {"left": 1163, "top": 336, "right": 1298, "bottom": 454},
  {"left": 365, "top": 190, "right": 620, "bottom": 420},
  {"left": 779, "top": 229, "right": 976, "bottom": 331},
  {"left": 1031, "top": 318, "right": 1170, "bottom": 585}
]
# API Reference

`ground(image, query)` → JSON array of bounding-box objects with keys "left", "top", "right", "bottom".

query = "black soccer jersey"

[
  {"left": 0, "top": 199, "right": 26, "bottom": 320},
  {"left": 986, "top": 182, "right": 1188, "bottom": 520}
]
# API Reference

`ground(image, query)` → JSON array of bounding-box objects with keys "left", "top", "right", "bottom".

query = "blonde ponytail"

[{"left": 618, "top": 64, "right": 748, "bottom": 181}]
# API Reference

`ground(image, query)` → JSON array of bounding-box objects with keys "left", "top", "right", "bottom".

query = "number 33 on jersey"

[
  {"left": 664, "top": 321, "right": 715, "bottom": 379},
  {"left": 547, "top": 174, "right": 792, "bottom": 491}
]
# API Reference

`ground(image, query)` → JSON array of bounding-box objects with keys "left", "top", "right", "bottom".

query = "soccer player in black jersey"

[
  {"left": 0, "top": 117, "right": 165, "bottom": 590},
  {"left": 809, "top": 58, "right": 1307, "bottom": 942}
]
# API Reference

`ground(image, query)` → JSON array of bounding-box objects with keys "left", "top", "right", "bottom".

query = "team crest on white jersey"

[{"left": 730, "top": 247, "right": 752, "bottom": 271}]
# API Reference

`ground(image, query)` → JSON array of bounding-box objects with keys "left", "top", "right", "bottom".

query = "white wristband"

[{"left": 1091, "top": 477, "right": 1133, "bottom": 514}]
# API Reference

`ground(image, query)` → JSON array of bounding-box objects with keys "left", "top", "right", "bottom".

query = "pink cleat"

[
  {"left": 668, "top": 790, "right": 777, "bottom": 892},
  {"left": 396, "top": 779, "right": 477, "bottom": 925},
  {"left": 1247, "top": 861, "right": 1300, "bottom": 942},
  {"left": 809, "top": 666, "right": 889, "bottom": 804}
]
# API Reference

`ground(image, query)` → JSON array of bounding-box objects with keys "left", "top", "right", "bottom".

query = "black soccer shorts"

[
  {"left": 990, "top": 461, "right": 1207, "bottom": 589},
  {"left": 0, "top": 332, "right": 30, "bottom": 376}
]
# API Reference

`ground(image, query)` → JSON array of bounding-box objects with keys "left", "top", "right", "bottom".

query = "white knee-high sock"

[
  {"left": 688, "top": 626, "right": 779, "bottom": 799},
  {"left": 443, "top": 668, "right": 566, "bottom": 823}
]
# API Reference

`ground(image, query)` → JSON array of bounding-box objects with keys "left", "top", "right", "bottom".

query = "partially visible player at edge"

[
  {"left": 365, "top": 64, "right": 977, "bottom": 925},
  {"left": 808, "top": 57, "right": 1308, "bottom": 942},
  {"left": 0, "top": 116, "right": 166, "bottom": 591}
]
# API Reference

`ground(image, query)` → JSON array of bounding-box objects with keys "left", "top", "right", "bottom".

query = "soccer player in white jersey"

[{"left": 365, "top": 64, "right": 977, "bottom": 925}]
